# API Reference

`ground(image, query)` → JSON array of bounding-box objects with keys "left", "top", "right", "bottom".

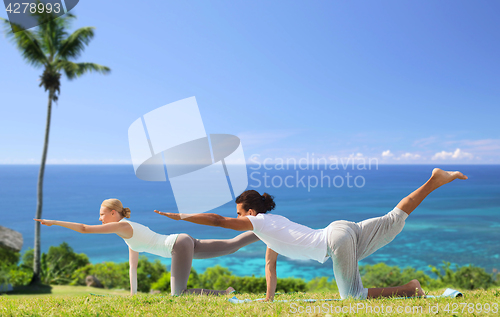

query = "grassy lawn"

[{"left": 1, "top": 286, "right": 499, "bottom": 316}]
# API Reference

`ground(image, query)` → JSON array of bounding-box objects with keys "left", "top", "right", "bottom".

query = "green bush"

[
  {"left": 360, "top": 263, "right": 434, "bottom": 289},
  {"left": 70, "top": 263, "right": 94, "bottom": 286},
  {"left": 198, "top": 265, "right": 232, "bottom": 289},
  {"left": 93, "top": 262, "right": 129, "bottom": 290},
  {"left": 430, "top": 261, "right": 497, "bottom": 290},
  {"left": 6, "top": 248, "right": 35, "bottom": 287},
  {"left": 71, "top": 261, "right": 129, "bottom": 289},
  {"left": 151, "top": 267, "right": 200, "bottom": 293},
  {"left": 0, "top": 248, "right": 30, "bottom": 287},
  {"left": 40, "top": 242, "right": 90, "bottom": 285},
  {"left": 187, "top": 267, "right": 201, "bottom": 289},
  {"left": 150, "top": 265, "right": 308, "bottom": 294},
  {"left": 276, "top": 277, "right": 307, "bottom": 293},
  {"left": 136, "top": 256, "right": 167, "bottom": 293},
  {"left": 0, "top": 248, "right": 20, "bottom": 267},
  {"left": 225, "top": 275, "right": 267, "bottom": 293},
  {"left": 19, "top": 244, "right": 90, "bottom": 286},
  {"left": 19, "top": 248, "right": 34, "bottom": 271},
  {"left": 71, "top": 256, "right": 167, "bottom": 292},
  {"left": 306, "top": 276, "right": 338, "bottom": 292},
  {"left": 0, "top": 265, "right": 10, "bottom": 286},
  {"left": 201, "top": 274, "right": 307, "bottom": 293},
  {"left": 455, "top": 265, "right": 496, "bottom": 290},
  {"left": 150, "top": 271, "right": 171, "bottom": 292},
  {"left": 218, "top": 275, "right": 306, "bottom": 294},
  {"left": 185, "top": 265, "right": 307, "bottom": 294},
  {"left": 8, "top": 267, "right": 32, "bottom": 286}
]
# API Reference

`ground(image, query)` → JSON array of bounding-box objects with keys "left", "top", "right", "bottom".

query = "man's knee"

[{"left": 331, "top": 228, "right": 357, "bottom": 257}]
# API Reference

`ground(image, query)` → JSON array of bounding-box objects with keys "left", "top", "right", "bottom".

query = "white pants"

[{"left": 326, "top": 207, "right": 408, "bottom": 299}]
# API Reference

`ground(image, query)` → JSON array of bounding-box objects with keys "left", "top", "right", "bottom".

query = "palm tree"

[{"left": 1, "top": 12, "right": 110, "bottom": 284}]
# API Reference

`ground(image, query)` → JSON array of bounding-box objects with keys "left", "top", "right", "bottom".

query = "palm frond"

[
  {"left": 57, "top": 27, "right": 96, "bottom": 60},
  {"left": 59, "top": 61, "right": 110, "bottom": 80},
  {"left": 1, "top": 18, "right": 48, "bottom": 68},
  {"left": 36, "top": 12, "right": 75, "bottom": 57}
]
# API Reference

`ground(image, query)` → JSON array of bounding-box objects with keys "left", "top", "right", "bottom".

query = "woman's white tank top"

[{"left": 119, "top": 218, "right": 178, "bottom": 258}]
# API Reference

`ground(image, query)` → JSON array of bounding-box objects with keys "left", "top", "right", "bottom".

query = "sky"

[{"left": 1, "top": 0, "right": 499, "bottom": 165}]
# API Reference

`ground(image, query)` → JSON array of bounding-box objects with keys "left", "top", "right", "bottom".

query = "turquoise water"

[{"left": 1, "top": 164, "right": 499, "bottom": 280}]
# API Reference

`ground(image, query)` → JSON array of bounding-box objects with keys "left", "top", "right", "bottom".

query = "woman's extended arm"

[
  {"left": 153, "top": 210, "right": 253, "bottom": 231},
  {"left": 34, "top": 219, "right": 132, "bottom": 237},
  {"left": 265, "top": 247, "right": 278, "bottom": 301},
  {"left": 129, "top": 247, "right": 139, "bottom": 296}
]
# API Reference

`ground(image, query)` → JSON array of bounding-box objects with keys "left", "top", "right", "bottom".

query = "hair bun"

[
  {"left": 262, "top": 193, "right": 276, "bottom": 212},
  {"left": 235, "top": 190, "right": 276, "bottom": 214},
  {"left": 122, "top": 207, "right": 131, "bottom": 218}
]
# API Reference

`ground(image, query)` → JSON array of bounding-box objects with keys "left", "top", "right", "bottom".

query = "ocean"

[{"left": 1, "top": 164, "right": 499, "bottom": 281}]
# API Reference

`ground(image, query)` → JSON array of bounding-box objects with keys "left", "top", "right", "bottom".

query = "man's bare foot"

[
  {"left": 431, "top": 168, "right": 468, "bottom": 187},
  {"left": 406, "top": 279, "right": 425, "bottom": 297}
]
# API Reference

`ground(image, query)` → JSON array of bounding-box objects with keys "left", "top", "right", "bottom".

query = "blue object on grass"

[{"left": 425, "top": 288, "right": 462, "bottom": 298}]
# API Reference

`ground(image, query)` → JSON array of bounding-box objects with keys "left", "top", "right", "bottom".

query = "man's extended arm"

[{"left": 154, "top": 210, "right": 253, "bottom": 231}]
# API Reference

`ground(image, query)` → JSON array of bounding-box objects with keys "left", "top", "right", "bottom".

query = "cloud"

[
  {"left": 400, "top": 152, "right": 421, "bottom": 160},
  {"left": 382, "top": 150, "right": 394, "bottom": 158},
  {"left": 381, "top": 150, "right": 421, "bottom": 160},
  {"left": 432, "top": 148, "right": 474, "bottom": 160}
]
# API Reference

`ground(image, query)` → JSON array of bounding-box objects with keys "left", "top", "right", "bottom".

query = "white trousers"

[{"left": 326, "top": 207, "right": 408, "bottom": 299}]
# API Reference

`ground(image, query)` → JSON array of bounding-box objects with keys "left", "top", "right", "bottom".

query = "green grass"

[
  {"left": 2, "top": 285, "right": 129, "bottom": 299},
  {"left": 1, "top": 286, "right": 499, "bottom": 316}
]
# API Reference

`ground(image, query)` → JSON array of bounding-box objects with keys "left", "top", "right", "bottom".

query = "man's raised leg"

[
  {"left": 396, "top": 168, "right": 467, "bottom": 216},
  {"left": 367, "top": 168, "right": 468, "bottom": 299}
]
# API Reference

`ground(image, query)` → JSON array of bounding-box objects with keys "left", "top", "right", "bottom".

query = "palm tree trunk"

[{"left": 30, "top": 88, "right": 54, "bottom": 285}]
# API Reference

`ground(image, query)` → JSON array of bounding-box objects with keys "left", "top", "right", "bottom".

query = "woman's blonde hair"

[{"left": 101, "top": 198, "right": 131, "bottom": 218}]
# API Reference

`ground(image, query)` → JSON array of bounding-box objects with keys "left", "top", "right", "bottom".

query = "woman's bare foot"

[
  {"left": 431, "top": 168, "right": 468, "bottom": 187},
  {"left": 406, "top": 279, "right": 425, "bottom": 297}
]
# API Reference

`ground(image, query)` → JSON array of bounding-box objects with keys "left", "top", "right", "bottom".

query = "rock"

[
  {"left": 0, "top": 226, "right": 23, "bottom": 252},
  {"left": 85, "top": 275, "right": 104, "bottom": 288}
]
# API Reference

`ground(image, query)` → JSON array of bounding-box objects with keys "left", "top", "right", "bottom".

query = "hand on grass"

[
  {"left": 34, "top": 219, "right": 55, "bottom": 226},
  {"left": 154, "top": 210, "right": 181, "bottom": 220}
]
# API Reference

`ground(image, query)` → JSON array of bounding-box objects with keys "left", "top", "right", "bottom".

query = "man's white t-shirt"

[{"left": 246, "top": 213, "right": 329, "bottom": 263}]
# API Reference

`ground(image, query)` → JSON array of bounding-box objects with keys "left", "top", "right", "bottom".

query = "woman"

[
  {"left": 155, "top": 168, "right": 468, "bottom": 301},
  {"left": 35, "top": 198, "right": 259, "bottom": 296}
]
